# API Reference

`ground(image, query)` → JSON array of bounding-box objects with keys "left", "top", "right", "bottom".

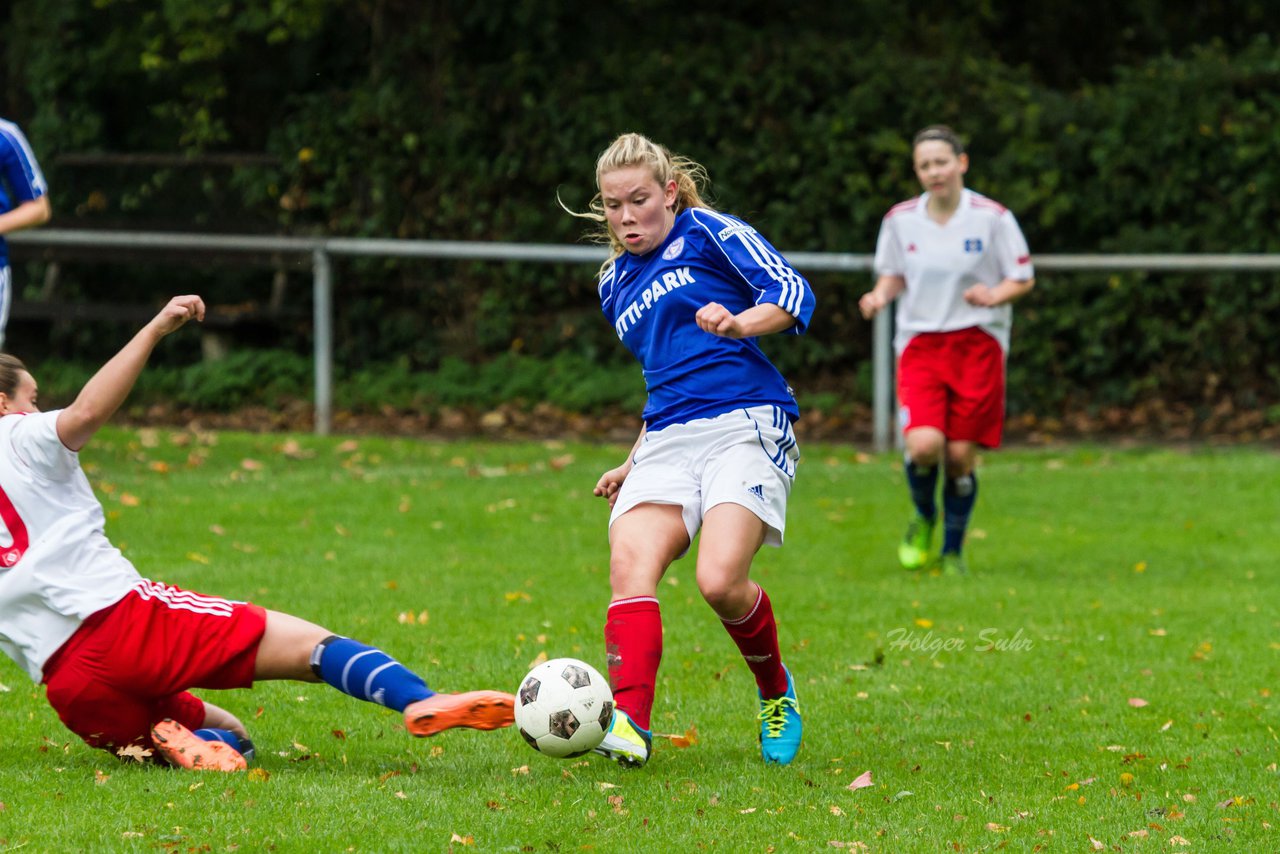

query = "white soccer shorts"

[{"left": 609, "top": 404, "right": 800, "bottom": 547}]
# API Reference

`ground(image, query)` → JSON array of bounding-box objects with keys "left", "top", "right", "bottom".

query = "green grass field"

[{"left": 0, "top": 429, "right": 1276, "bottom": 852}]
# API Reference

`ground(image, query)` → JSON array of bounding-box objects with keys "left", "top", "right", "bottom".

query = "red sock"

[
  {"left": 721, "top": 585, "right": 789, "bottom": 698},
  {"left": 604, "top": 596, "right": 662, "bottom": 731}
]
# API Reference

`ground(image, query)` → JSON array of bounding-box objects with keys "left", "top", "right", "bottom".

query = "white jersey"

[
  {"left": 874, "top": 188, "right": 1033, "bottom": 353},
  {"left": 0, "top": 411, "right": 142, "bottom": 681}
]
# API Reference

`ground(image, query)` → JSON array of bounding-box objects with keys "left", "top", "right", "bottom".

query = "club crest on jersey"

[
  {"left": 963, "top": 238, "right": 984, "bottom": 253},
  {"left": 662, "top": 236, "right": 685, "bottom": 260}
]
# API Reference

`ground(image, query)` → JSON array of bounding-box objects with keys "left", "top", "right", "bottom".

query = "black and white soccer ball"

[{"left": 515, "top": 658, "right": 614, "bottom": 758}]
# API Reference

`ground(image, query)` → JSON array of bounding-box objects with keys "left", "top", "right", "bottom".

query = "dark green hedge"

[{"left": 4, "top": 3, "right": 1277, "bottom": 418}]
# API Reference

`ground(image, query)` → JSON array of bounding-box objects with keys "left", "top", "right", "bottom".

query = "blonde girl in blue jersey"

[{"left": 565, "top": 133, "right": 816, "bottom": 767}]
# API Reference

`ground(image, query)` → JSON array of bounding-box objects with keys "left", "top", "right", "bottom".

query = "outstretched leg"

[{"left": 256, "top": 610, "right": 513, "bottom": 737}]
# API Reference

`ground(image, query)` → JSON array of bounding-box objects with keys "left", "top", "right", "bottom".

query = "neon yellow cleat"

[{"left": 898, "top": 514, "right": 935, "bottom": 570}]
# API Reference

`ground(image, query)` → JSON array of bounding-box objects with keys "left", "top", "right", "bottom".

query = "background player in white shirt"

[
  {"left": 565, "top": 133, "right": 815, "bottom": 768},
  {"left": 859, "top": 125, "right": 1035, "bottom": 575},
  {"left": 0, "top": 297, "right": 514, "bottom": 771}
]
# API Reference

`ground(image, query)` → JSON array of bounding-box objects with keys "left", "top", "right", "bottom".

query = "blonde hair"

[{"left": 563, "top": 133, "right": 713, "bottom": 277}]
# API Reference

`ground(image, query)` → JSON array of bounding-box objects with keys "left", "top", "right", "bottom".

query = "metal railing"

[{"left": 12, "top": 229, "right": 1280, "bottom": 446}]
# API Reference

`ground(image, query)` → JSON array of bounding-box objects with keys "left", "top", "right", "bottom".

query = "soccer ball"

[{"left": 515, "top": 658, "right": 614, "bottom": 758}]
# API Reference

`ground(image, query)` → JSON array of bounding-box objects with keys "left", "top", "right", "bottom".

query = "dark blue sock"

[
  {"left": 942, "top": 472, "right": 978, "bottom": 555},
  {"left": 904, "top": 456, "right": 939, "bottom": 522},
  {"left": 310, "top": 636, "right": 434, "bottom": 712},
  {"left": 193, "top": 727, "right": 256, "bottom": 762}
]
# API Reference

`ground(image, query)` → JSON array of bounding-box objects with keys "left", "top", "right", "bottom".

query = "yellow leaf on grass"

[
  {"left": 505, "top": 591, "right": 532, "bottom": 603},
  {"left": 1088, "top": 836, "right": 1104, "bottom": 850},
  {"left": 120, "top": 493, "right": 140, "bottom": 507},
  {"left": 914, "top": 618, "right": 933, "bottom": 628},
  {"left": 95, "top": 769, "right": 110, "bottom": 784},
  {"left": 1120, "top": 773, "right": 1135, "bottom": 787},
  {"left": 248, "top": 767, "right": 271, "bottom": 782},
  {"left": 186, "top": 552, "right": 210, "bottom": 565},
  {"left": 527, "top": 651, "right": 548, "bottom": 668},
  {"left": 149, "top": 461, "right": 170, "bottom": 474},
  {"left": 1128, "top": 697, "right": 1149, "bottom": 707}
]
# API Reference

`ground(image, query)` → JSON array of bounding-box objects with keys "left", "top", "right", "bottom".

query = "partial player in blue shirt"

[
  {"left": 563, "top": 133, "right": 814, "bottom": 768},
  {"left": 0, "top": 117, "right": 52, "bottom": 349}
]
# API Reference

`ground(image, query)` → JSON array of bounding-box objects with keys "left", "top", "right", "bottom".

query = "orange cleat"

[
  {"left": 151, "top": 719, "right": 247, "bottom": 772},
  {"left": 404, "top": 691, "right": 516, "bottom": 737}
]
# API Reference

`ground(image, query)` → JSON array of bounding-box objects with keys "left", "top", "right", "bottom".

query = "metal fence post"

[
  {"left": 872, "top": 308, "right": 893, "bottom": 453},
  {"left": 312, "top": 246, "right": 333, "bottom": 436}
]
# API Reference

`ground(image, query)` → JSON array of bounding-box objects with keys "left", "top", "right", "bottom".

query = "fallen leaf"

[
  {"left": 655, "top": 725, "right": 699, "bottom": 749},
  {"left": 1088, "top": 836, "right": 1104, "bottom": 850},
  {"left": 1161, "top": 720, "right": 1173, "bottom": 731},
  {"left": 527, "top": 651, "right": 547, "bottom": 668},
  {"left": 209, "top": 524, "right": 226, "bottom": 536},
  {"left": 149, "top": 461, "right": 170, "bottom": 474},
  {"left": 511, "top": 765, "right": 530, "bottom": 775},
  {"left": 116, "top": 744, "right": 152, "bottom": 763},
  {"left": 448, "top": 832, "right": 474, "bottom": 845},
  {"left": 1169, "top": 836, "right": 1190, "bottom": 847},
  {"left": 331, "top": 729, "right": 346, "bottom": 740},
  {"left": 186, "top": 552, "right": 210, "bottom": 565},
  {"left": 336, "top": 440, "right": 359, "bottom": 453},
  {"left": 395, "top": 791, "right": 407, "bottom": 799},
  {"left": 241, "top": 459, "right": 264, "bottom": 471},
  {"left": 548, "top": 454, "right": 575, "bottom": 470},
  {"left": 740, "top": 807, "right": 757, "bottom": 814},
  {"left": 986, "top": 823, "right": 1008, "bottom": 832},
  {"left": 847, "top": 770, "right": 874, "bottom": 791},
  {"left": 95, "top": 769, "right": 110, "bottom": 784},
  {"left": 1127, "top": 829, "right": 1149, "bottom": 838},
  {"left": 914, "top": 618, "right": 933, "bottom": 629},
  {"left": 1128, "top": 697, "right": 1149, "bottom": 708},
  {"left": 120, "top": 493, "right": 140, "bottom": 507},
  {"left": 248, "top": 767, "right": 271, "bottom": 781},
  {"left": 830, "top": 805, "right": 845, "bottom": 816}
]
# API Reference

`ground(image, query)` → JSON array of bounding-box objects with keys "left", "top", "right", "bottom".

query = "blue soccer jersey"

[
  {"left": 0, "top": 118, "right": 49, "bottom": 267},
  {"left": 598, "top": 207, "right": 815, "bottom": 431}
]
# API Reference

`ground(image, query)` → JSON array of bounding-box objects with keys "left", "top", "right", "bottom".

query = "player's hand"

[
  {"left": 858, "top": 291, "right": 887, "bottom": 319},
  {"left": 695, "top": 302, "right": 744, "bottom": 338},
  {"left": 593, "top": 464, "right": 631, "bottom": 509},
  {"left": 149, "top": 295, "right": 206, "bottom": 337},
  {"left": 963, "top": 285, "right": 997, "bottom": 307}
]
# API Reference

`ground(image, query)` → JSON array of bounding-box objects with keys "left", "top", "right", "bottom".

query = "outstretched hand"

[
  {"left": 149, "top": 295, "right": 206, "bottom": 337},
  {"left": 593, "top": 464, "right": 631, "bottom": 509}
]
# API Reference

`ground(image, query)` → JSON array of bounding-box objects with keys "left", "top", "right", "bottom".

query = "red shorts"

[
  {"left": 898, "top": 327, "right": 1006, "bottom": 448},
  {"left": 41, "top": 581, "right": 267, "bottom": 755}
]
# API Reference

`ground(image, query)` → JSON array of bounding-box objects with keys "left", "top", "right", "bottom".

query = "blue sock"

[
  {"left": 193, "top": 727, "right": 256, "bottom": 762},
  {"left": 942, "top": 472, "right": 978, "bottom": 555},
  {"left": 904, "top": 456, "right": 939, "bottom": 522},
  {"left": 310, "top": 636, "right": 434, "bottom": 712}
]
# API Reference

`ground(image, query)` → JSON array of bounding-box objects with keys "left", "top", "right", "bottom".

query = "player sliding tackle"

[{"left": 0, "top": 296, "right": 514, "bottom": 772}]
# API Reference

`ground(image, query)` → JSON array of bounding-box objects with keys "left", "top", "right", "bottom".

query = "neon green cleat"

[
  {"left": 898, "top": 514, "right": 935, "bottom": 570},
  {"left": 592, "top": 709, "right": 651, "bottom": 768},
  {"left": 941, "top": 552, "right": 969, "bottom": 576}
]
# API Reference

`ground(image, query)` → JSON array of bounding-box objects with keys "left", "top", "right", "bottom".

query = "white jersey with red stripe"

[
  {"left": 0, "top": 410, "right": 143, "bottom": 681},
  {"left": 873, "top": 188, "right": 1033, "bottom": 353}
]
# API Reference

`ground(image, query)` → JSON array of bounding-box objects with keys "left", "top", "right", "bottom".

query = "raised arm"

[{"left": 56, "top": 295, "right": 205, "bottom": 451}]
